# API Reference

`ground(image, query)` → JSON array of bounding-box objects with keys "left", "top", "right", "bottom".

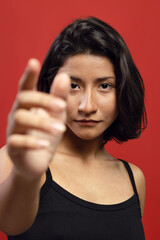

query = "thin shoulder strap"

[
  {"left": 46, "top": 167, "right": 53, "bottom": 182},
  {"left": 40, "top": 168, "right": 53, "bottom": 199},
  {"left": 120, "top": 159, "right": 140, "bottom": 204}
]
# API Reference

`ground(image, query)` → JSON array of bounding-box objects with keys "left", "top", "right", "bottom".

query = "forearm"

[{"left": 0, "top": 168, "right": 41, "bottom": 235}]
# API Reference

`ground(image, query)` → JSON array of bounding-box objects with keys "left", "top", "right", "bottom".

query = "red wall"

[{"left": 0, "top": 0, "right": 159, "bottom": 239}]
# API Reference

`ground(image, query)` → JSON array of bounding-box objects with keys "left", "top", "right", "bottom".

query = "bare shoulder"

[
  {"left": 0, "top": 145, "right": 13, "bottom": 184},
  {"left": 128, "top": 162, "right": 146, "bottom": 217}
]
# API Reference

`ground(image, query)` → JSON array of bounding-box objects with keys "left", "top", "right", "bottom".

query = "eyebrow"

[{"left": 70, "top": 76, "right": 116, "bottom": 83}]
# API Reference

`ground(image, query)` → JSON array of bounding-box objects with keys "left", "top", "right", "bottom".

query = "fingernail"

[
  {"left": 37, "top": 140, "right": 50, "bottom": 147},
  {"left": 51, "top": 99, "right": 66, "bottom": 109},
  {"left": 50, "top": 123, "right": 66, "bottom": 133}
]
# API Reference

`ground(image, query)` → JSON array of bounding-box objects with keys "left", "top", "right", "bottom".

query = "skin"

[
  {"left": 48, "top": 54, "right": 145, "bottom": 211},
  {"left": 0, "top": 54, "right": 146, "bottom": 235},
  {"left": 57, "top": 54, "right": 118, "bottom": 156}
]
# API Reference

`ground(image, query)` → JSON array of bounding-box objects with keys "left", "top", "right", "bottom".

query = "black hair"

[{"left": 37, "top": 16, "right": 147, "bottom": 143}]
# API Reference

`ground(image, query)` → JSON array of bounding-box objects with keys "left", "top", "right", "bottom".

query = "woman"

[{"left": 0, "top": 17, "right": 147, "bottom": 239}]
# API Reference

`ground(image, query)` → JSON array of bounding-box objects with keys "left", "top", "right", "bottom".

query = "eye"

[
  {"left": 70, "top": 83, "right": 80, "bottom": 90},
  {"left": 99, "top": 83, "right": 112, "bottom": 90}
]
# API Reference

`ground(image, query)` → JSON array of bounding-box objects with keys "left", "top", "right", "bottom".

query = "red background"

[{"left": 0, "top": 0, "right": 159, "bottom": 239}]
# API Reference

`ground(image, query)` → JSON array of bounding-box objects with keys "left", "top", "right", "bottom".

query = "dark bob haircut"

[{"left": 37, "top": 16, "right": 147, "bottom": 144}]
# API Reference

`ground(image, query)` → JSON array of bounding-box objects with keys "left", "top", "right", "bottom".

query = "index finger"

[{"left": 18, "top": 58, "right": 41, "bottom": 92}]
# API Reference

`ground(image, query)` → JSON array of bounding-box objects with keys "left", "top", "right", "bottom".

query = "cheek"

[
  {"left": 101, "top": 96, "right": 118, "bottom": 119},
  {"left": 66, "top": 97, "right": 77, "bottom": 119}
]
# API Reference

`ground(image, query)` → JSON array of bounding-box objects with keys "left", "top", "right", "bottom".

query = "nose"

[{"left": 78, "top": 88, "right": 97, "bottom": 114}]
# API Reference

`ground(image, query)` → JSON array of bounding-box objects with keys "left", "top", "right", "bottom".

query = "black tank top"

[{"left": 8, "top": 159, "right": 145, "bottom": 240}]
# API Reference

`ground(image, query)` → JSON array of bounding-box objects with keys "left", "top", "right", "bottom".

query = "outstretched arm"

[{"left": 0, "top": 59, "right": 70, "bottom": 235}]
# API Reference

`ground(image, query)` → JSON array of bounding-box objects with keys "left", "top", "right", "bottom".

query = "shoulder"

[
  {"left": 0, "top": 145, "right": 13, "bottom": 184},
  {"left": 128, "top": 161, "right": 146, "bottom": 217}
]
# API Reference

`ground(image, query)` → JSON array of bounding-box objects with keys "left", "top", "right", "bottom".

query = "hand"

[{"left": 7, "top": 59, "right": 70, "bottom": 179}]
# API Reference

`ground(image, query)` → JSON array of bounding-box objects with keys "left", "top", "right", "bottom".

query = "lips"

[
  {"left": 75, "top": 119, "right": 101, "bottom": 122},
  {"left": 75, "top": 119, "right": 101, "bottom": 126},
  {"left": 76, "top": 119, "right": 100, "bottom": 123}
]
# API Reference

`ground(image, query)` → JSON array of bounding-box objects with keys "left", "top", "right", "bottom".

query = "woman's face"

[{"left": 57, "top": 54, "right": 118, "bottom": 141}]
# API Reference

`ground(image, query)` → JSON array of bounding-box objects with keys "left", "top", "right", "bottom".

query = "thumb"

[
  {"left": 18, "top": 58, "right": 41, "bottom": 92},
  {"left": 50, "top": 73, "right": 70, "bottom": 100}
]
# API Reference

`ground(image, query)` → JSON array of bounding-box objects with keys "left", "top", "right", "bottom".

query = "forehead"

[{"left": 58, "top": 54, "right": 115, "bottom": 78}]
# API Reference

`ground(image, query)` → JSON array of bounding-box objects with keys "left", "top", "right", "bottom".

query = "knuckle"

[
  {"left": 49, "top": 119, "right": 66, "bottom": 134},
  {"left": 14, "top": 109, "right": 25, "bottom": 122},
  {"left": 7, "top": 135, "right": 15, "bottom": 146},
  {"left": 16, "top": 91, "right": 28, "bottom": 103},
  {"left": 57, "top": 99, "right": 67, "bottom": 110},
  {"left": 16, "top": 92, "right": 22, "bottom": 102},
  {"left": 7, "top": 135, "right": 33, "bottom": 148},
  {"left": 38, "top": 94, "right": 55, "bottom": 109},
  {"left": 16, "top": 90, "right": 34, "bottom": 105},
  {"left": 50, "top": 98, "right": 67, "bottom": 112},
  {"left": 14, "top": 94, "right": 23, "bottom": 109},
  {"left": 21, "top": 137, "right": 30, "bottom": 146},
  {"left": 38, "top": 93, "right": 48, "bottom": 105},
  {"left": 33, "top": 107, "right": 49, "bottom": 118},
  {"left": 15, "top": 92, "right": 24, "bottom": 104},
  {"left": 38, "top": 117, "right": 48, "bottom": 129}
]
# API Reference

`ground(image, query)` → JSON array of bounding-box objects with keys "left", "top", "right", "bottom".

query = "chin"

[{"left": 66, "top": 126, "right": 104, "bottom": 141}]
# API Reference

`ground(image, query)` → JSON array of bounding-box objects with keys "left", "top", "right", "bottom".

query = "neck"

[{"left": 56, "top": 127, "right": 108, "bottom": 164}]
